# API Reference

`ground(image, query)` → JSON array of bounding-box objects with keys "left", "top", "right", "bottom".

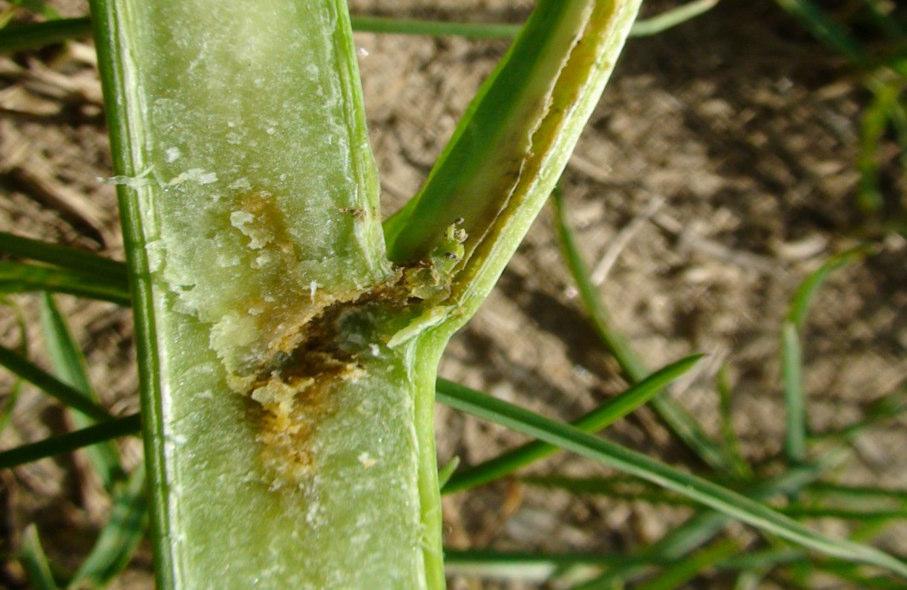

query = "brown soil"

[{"left": 1, "top": 0, "right": 905, "bottom": 588}]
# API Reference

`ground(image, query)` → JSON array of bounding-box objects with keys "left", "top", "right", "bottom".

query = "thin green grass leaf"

[
  {"left": 807, "top": 481, "right": 907, "bottom": 505},
  {"left": 444, "top": 549, "right": 614, "bottom": 584},
  {"left": 350, "top": 15, "right": 520, "bottom": 39},
  {"left": 522, "top": 474, "right": 688, "bottom": 502},
  {"left": 0, "top": 414, "right": 139, "bottom": 469},
  {"left": 71, "top": 465, "right": 147, "bottom": 588},
  {"left": 40, "top": 293, "right": 125, "bottom": 488},
  {"left": 10, "top": 0, "right": 59, "bottom": 19},
  {"left": 0, "top": 297, "right": 28, "bottom": 434},
  {"left": 552, "top": 187, "right": 732, "bottom": 473},
  {"left": 716, "top": 365, "right": 752, "bottom": 477},
  {"left": 0, "top": 261, "right": 130, "bottom": 305},
  {"left": 436, "top": 456, "right": 460, "bottom": 489},
  {"left": 637, "top": 539, "right": 739, "bottom": 590},
  {"left": 0, "top": 231, "right": 126, "bottom": 280},
  {"left": 522, "top": 474, "right": 903, "bottom": 520},
  {"left": 576, "top": 378, "right": 905, "bottom": 588},
  {"left": 436, "top": 379, "right": 907, "bottom": 579},
  {"left": 0, "top": 16, "right": 90, "bottom": 52},
  {"left": 572, "top": 453, "right": 847, "bottom": 589},
  {"left": 784, "top": 246, "right": 867, "bottom": 462},
  {"left": 858, "top": 81, "right": 901, "bottom": 212},
  {"left": 20, "top": 525, "right": 59, "bottom": 590},
  {"left": 787, "top": 247, "right": 867, "bottom": 328},
  {"left": 782, "top": 322, "right": 806, "bottom": 462},
  {"left": 782, "top": 505, "right": 906, "bottom": 520},
  {"left": 631, "top": 0, "right": 720, "bottom": 36},
  {"left": 810, "top": 385, "right": 907, "bottom": 441},
  {"left": 0, "top": 345, "right": 111, "bottom": 421},
  {"left": 773, "top": 0, "right": 867, "bottom": 65},
  {"left": 442, "top": 353, "right": 702, "bottom": 493}
]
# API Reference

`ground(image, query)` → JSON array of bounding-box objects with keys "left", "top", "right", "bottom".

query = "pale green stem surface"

[{"left": 90, "top": 0, "right": 439, "bottom": 587}]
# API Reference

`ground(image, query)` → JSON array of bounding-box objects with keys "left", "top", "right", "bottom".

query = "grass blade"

[
  {"left": 10, "top": 0, "right": 59, "bottom": 20},
  {"left": 39, "top": 293, "right": 125, "bottom": 488},
  {"left": 716, "top": 366, "right": 752, "bottom": 478},
  {"left": 811, "top": 385, "right": 907, "bottom": 441},
  {"left": 807, "top": 481, "right": 907, "bottom": 505},
  {"left": 858, "top": 81, "right": 901, "bottom": 213},
  {"left": 784, "top": 247, "right": 867, "bottom": 462},
  {"left": 71, "top": 465, "right": 147, "bottom": 588},
  {"left": 0, "top": 345, "right": 111, "bottom": 421},
  {"left": 630, "top": 0, "right": 720, "bottom": 37},
  {"left": 351, "top": 15, "right": 520, "bottom": 39},
  {"left": 443, "top": 353, "right": 703, "bottom": 493},
  {"left": 0, "top": 297, "right": 28, "bottom": 434},
  {"left": 0, "top": 16, "right": 91, "bottom": 52},
  {"left": 0, "top": 261, "right": 130, "bottom": 305},
  {"left": 637, "top": 539, "right": 739, "bottom": 590},
  {"left": 0, "top": 414, "right": 139, "bottom": 469},
  {"left": 552, "top": 187, "right": 732, "bottom": 473},
  {"left": 436, "top": 456, "right": 460, "bottom": 489},
  {"left": 0, "top": 231, "right": 126, "bottom": 281},
  {"left": 773, "top": 0, "right": 867, "bottom": 65},
  {"left": 20, "top": 525, "right": 59, "bottom": 590},
  {"left": 782, "top": 322, "right": 807, "bottom": 462},
  {"left": 436, "top": 380, "right": 907, "bottom": 579},
  {"left": 787, "top": 247, "right": 868, "bottom": 328}
]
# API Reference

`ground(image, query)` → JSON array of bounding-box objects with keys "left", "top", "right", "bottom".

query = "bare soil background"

[{"left": 0, "top": 0, "right": 905, "bottom": 588}]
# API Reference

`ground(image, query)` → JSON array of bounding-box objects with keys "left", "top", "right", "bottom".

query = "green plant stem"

[
  {"left": 0, "top": 414, "right": 139, "bottom": 469},
  {"left": 0, "top": 231, "right": 126, "bottom": 280},
  {"left": 0, "top": 261, "right": 130, "bottom": 305},
  {"left": 552, "top": 187, "right": 732, "bottom": 473},
  {"left": 443, "top": 354, "right": 702, "bottom": 493},
  {"left": 0, "top": 345, "right": 111, "bottom": 421},
  {"left": 435, "top": 380, "right": 907, "bottom": 578}
]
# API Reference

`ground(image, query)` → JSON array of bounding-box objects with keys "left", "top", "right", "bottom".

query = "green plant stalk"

[
  {"left": 89, "top": 0, "right": 439, "bottom": 586},
  {"left": 90, "top": 0, "right": 643, "bottom": 586},
  {"left": 442, "top": 353, "right": 702, "bottom": 493}
]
